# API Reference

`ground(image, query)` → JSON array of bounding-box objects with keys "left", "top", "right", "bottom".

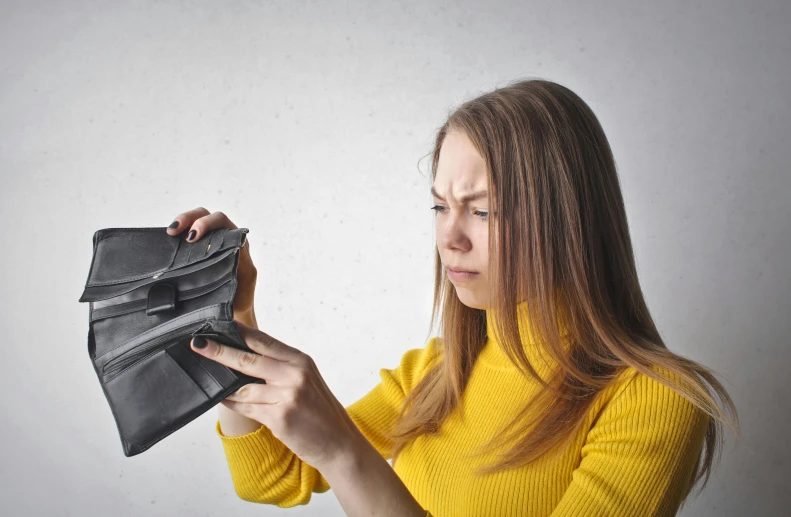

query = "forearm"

[
  {"left": 218, "top": 404, "right": 263, "bottom": 436},
  {"left": 322, "top": 432, "right": 428, "bottom": 517}
]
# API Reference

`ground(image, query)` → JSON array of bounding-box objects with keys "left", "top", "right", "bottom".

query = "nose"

[{"left": 437, "top": 213, "right": 472, "bottom": 252}]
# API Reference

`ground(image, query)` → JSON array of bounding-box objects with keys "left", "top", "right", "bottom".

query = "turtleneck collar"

[{"left": 478, "top": 299, "right": 572, "bottom": 375}]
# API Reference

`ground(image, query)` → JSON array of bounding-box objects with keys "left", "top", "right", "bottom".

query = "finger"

[
  {"left": 190, "top": 336, "right": 289, "bottom": 384},
  {"left": 224, "top": 382, "right": 287, "bottom": 404},
  {"left": 166, "top": 207, "right": 211, "bottom": 235},
  {"left": 219, "top": 399, "right": 276, "bottom": 428},
  {"left": 219, "top": 399, "right": 270, "bottom": 428},
  {"left": 183, "top": 211, "right": 238, "bottom": 242},
  {"left": 236, "top": 320, "right": 310, "bottom": 365}
]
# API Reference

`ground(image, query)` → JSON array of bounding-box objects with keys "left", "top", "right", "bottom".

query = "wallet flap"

[
  {"left": 78, "top": 227, "right": 248, "bottom": 303},
  {"left": 79, "top": 247, "right": 237, "bottom": 303}
]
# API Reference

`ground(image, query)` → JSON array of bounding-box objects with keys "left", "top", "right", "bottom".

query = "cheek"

[
  {"left": 475, "top": 228, "right": 489, "bottom": 266},
  {"left": 476, "top": 226, "right": 489, "bottom": 251}
]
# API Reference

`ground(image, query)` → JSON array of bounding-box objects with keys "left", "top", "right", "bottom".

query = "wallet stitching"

[
  {"left": 89, "top": 274, "right": 161, "bottom": 287},
  {"left": 166, "top": 234, "right": 183, "bottom": 270},
  {"left": 94, "top": 227, "right": 163, "bottom": 246},
  {"left": 97, "top": 227, "right": 166, "bottom": 235},
  {"left": 202, "top": 231, "right": 215, "bottom": 258},
  {"left": 186, "top": 236, "right": 196, "bottom": 264},
  {"left": 95, "top": 304, "right": 223, "bottom": 360}
]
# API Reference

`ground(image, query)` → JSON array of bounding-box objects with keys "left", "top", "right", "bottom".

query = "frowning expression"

[{"left": 432, "top": 130, "right": 493, "bottom": 309}]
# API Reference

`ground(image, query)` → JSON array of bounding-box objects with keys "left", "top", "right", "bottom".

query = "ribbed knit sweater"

[{"left": 215, "top": 302, "right": 710, "bottom": 516}]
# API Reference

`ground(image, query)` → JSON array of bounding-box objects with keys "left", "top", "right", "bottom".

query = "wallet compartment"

[
  {"left": 103, "top": 347, "right": 212, "bottom": 451},
  {"left": 88, "top": 248, "right": 239, "bottom": 321},
  {"left": 78, "top": 226, "right": 252, "bottom": 456}
]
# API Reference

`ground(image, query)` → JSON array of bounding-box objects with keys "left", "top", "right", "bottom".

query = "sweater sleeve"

[
  {"left": 214, "top": 337, "right": 441, "bottom": 507},
  {"left": 549, "top": 366, "right": 710, "bottom": 517}
]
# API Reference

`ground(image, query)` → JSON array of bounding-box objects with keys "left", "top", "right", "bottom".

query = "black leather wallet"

[{"left": 78, "top": 226, "right": 263, "bottom": 457}]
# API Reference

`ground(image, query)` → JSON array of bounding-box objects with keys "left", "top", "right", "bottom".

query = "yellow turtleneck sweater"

[{"left": 214, "top": 304, "right": 709, "bottom": 516}]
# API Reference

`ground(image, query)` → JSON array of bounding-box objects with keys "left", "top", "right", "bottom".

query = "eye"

[{"left": 430, "top": 205, "right": 489, "bottom": 220}]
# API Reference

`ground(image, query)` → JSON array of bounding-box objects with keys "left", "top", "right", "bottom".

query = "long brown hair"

[{"left": 385, "top": 78, "right": 739, "bottom": 505}]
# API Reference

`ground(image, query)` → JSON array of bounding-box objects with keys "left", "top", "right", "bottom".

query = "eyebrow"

[{"left": 431, "top": 185, "right": 488, "bottom": 203}]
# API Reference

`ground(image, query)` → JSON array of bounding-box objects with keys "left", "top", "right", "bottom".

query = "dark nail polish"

[
  {"left": 192, "top": 336, "right": 207, "bottom": 349},
  {"left": 168, "top": 221, "right": 179, "bottom": 229},
  {"left": 187, "top": 230, "right": 196, "bottom": 242}
]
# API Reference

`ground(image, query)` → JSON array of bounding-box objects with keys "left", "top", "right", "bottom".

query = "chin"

[{"left": 454, "top": 289, "right": 488, "bottom": 310}]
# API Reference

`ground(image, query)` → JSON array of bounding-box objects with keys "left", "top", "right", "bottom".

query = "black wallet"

[{"left": 78, "top": 226, "right": 263, "bottom": 457}]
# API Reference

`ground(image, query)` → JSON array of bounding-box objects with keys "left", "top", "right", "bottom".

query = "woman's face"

[{"left": 432, "top": 130, "right": 493, "bottom": 310}]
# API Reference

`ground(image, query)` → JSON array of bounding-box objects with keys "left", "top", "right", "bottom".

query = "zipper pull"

[{"left": 190, "top": 321, "right": 214, "bottom": 336}]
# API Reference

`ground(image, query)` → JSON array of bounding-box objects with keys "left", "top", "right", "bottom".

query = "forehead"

[{"left": 434, "top": 130, "right": 488, "bottom": 191}]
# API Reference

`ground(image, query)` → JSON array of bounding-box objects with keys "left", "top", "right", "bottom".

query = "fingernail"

[
  {"left": 187, "top": 230, "right": 196, "bottom": 242},
  {"left": 192, "top": 336, "right": 207, "bottom": 349},
  {"left": 168, "top": 220, "right": 179, "bottom": 229}
]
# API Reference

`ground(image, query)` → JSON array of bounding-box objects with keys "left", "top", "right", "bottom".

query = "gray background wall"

[{"left": 1, "top": 0, "right": 788, "bottom": 515}]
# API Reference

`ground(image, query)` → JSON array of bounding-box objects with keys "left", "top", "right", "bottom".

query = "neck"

[{"left": 478, "top": 299, "right": 571, "bottom": 375}]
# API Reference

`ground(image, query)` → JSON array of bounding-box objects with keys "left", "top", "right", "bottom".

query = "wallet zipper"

[{"left": 102, "top": 321, "right": 213, "bottom": 380}]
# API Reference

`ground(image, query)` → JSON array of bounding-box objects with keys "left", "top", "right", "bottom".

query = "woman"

[{"left": 168, "top": 78, "right": 739, "bottom": 517}]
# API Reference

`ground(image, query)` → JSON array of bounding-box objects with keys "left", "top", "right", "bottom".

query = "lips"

[{"left": 446, "top": 266, "right": 477, "bottom": 274}]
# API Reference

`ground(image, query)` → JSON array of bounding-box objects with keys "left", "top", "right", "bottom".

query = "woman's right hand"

[{"left": 166, "top": 207, "right": 258, "bottom": 328}]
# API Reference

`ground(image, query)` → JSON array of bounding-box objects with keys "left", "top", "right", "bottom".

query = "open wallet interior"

[{"left": 78, "top": 226, "right": 263, "bottom": 457}]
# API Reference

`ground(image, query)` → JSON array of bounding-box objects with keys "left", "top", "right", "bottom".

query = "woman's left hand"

[{"left": 190, "top": 320, "right": 363, "bottom": 471}]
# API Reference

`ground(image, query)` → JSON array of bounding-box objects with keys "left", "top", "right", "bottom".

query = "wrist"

[
  {"left": 318, "top": 428, "right": 429, "bottom": 516},
  {"left": 321, "top": 429, "right": 373, "bottom": 481}
]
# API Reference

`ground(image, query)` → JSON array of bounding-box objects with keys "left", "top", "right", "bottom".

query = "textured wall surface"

[{"left": 1, "top": 1, "right": 788, "bottom": 515}]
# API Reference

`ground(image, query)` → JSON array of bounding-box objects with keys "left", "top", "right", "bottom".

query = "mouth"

[
  {"left": 445, "top": 265, "right": 479, "bottom": 280},
  {"left": 446, "top": 266, "right": 478, "bottom": 274}
]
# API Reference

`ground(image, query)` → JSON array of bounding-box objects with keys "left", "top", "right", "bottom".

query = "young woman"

[{"left": 169, "top": 78, "right": 739, "bottom": 517}]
